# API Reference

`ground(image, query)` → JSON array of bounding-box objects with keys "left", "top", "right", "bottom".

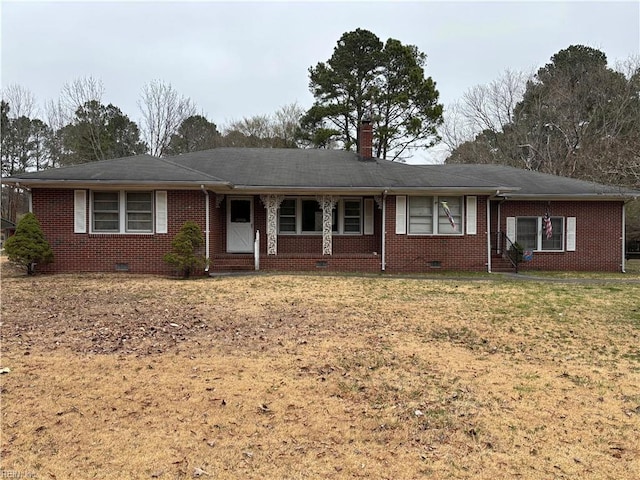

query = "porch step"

[
  {"left": 210, "top": 255, "right": 255, "bottom": 272},
  {"left": 491, "top": 255, "right": 517, "bottom": 273}
]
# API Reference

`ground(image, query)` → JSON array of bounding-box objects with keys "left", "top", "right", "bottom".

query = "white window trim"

[
  {"left": 515, "top": 216, "right": 565, "bottom": 252},
  {"left": 278, "top": 197, "right": 363, "bottom": 235},
  {"left": 90, "top": 190, "right": 156, "bottom": 235},
  {"left": 407, "top": 195, "right": 464, "bottom": 236}
]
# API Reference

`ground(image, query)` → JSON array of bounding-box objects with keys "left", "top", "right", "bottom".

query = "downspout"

[
  {"left": 381, "top": 190, "right": 387, "bottom": 271},
  {"left": 622, "top": 202, "right": 626, "bottom": 273},
  {"left": 201, "top": 185, "right": 210, "bottom": 272},
  {"left": 487, "top": 194, "right": 492, "bottom": 273}
]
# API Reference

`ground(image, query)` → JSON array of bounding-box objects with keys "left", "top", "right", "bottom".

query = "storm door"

[{"left": 227, "top": 197, "right": 254, "bottom": 253}]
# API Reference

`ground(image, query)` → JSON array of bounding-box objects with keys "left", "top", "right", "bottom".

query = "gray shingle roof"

[
  {"left": 2, "top": 148, "right": 638, "bottom": 199},
  {"left": 6, "top": 154, "right": 228, "bottom": 185},
  {"left": 168, "top": 148, "right": 501, "bottom": 190},
  {"left": 435, "top": 164, "right": 638, "bottom": 197}
]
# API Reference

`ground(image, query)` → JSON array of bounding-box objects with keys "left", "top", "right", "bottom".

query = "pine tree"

[
  {"left": 163, "top": 221, "right": 206, "bottom": 278},
  {"left": 4, "top": 212, "right": 53, "bottom": 275}
]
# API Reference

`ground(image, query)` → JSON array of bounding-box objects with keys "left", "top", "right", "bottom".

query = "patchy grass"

[
  {"left": 1, "top": 263, "right": 640, "bottom": 479},
  {"left": 520, "top": 259, "right": 640, "bottom": 278}
]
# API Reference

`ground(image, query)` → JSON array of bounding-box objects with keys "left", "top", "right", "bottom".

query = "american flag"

[
  {"left": 543, "top": 212, "right": 553, "bottom": 240},
  {"left": 441, "top": 201, "right": 457, "bottom": 231}
]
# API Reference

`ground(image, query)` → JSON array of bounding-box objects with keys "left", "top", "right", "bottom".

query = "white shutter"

[
  {"left": 395, "top": 196, "right": 407, "bottom": 234},
  {"left": 566, "top": 217, "right": 576, "bottom": 251},
  {"left": 364, "top": 198, "right": 374, "bottom": 235},
  {"left": 74, "top": 190, "right": 86, "bottom": 233},
  {"left": 506, "top": 217, "right": 516, "bottom": 243},
  {"left": 466, "top": 196, "right": 477, "bottom": 235},
  {"left": 155, "top": 191, "right": 168, "bottom": 234}
]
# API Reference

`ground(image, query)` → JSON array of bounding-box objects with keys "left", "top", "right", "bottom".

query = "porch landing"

[{"left": 209, "top": 253, "right": 382, "bottom": 273}]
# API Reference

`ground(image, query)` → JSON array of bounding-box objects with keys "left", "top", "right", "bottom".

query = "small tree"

[
  {"left": 163, "top": 221, "right": 206, "bottom": 278},
  {"left": 4, "top": 212, "right": 53, "bottom": 275}
]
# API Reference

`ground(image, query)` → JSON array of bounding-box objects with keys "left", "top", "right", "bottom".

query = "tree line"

[
  {"left": 1, "top": 78, "right": 304, "bottom": 174},
  {"left": 442, "top": 45, "right": 639, "bottom": 190},
  {"left": 441, "top": 45, "right": 640, "bottom": 244},
  {"left": 2, "top": 31, "right": 639, "bottom": 239}
]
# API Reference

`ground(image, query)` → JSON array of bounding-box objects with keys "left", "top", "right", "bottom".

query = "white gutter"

[
  {"left": 622, "top": 202, "right": 626, "bottom": 273},
  {"left": 201, "top": 185, "right": 210, "bottom": 272},
  {"left": 381, "top": 190, "right": 387, "bottom": 271}
]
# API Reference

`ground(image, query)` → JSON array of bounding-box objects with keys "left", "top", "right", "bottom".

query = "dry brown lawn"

[{"left": 1, "top": 260, "right": 639, "bottom": 479}]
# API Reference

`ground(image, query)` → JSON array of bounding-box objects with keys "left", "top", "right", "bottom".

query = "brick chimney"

[{"left": 358, "top": 118, "right": 373, "bottom": 160}]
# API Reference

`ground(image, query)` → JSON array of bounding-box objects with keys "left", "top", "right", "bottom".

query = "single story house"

[
  {"left": 2, "top": 122, "right": 638, "bottom": 275},
  {"left": 1, "top": 218, "right": 16, "bottom": 248}
]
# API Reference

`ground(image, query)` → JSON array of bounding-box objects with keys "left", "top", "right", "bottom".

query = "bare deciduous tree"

[
  {"left": 1, "top": 84, "right": 38, "bottom": 119},
  {"left": 441, "top": 69, "right": 530, "bottom": 154},
  {"left": 60, "top": 76, "right": 105, "bottom": 119},
  {"left": 138, "top": 80, "right": 196, "bottom": 157},
  {"left": 272, "top": 102, "right": 304, "bottom": 146},
  {"left": 221, "top": 103, "right": 303, "bottom": 148}
]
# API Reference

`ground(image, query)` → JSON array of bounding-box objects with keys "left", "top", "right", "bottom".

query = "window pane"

[
  {"left": 541, "top": 217, "right": 564, "bottom": 250},
  {"left": 344, "top": 217, "right": 361, "bottom": 233},
  {"left": 126, "top": 192, "right": 152, "bottom": 232},
  {"left": 279, "top": 199, "right": 296, "bottom": 233},
  {"left": 93, "top": 192, "right": 119, "bottom": 232},
  {"left": 301, "top": 199, "right": 336, "bottom": 232},
  {"left": 438, "top": 197, "right": 462, "bottom": 234},
  {"left": 230, "top": 199, "right": 251, "bottom": 223},
  {"left": 343, "top": 200, "right": 361, "bottom": 233},
  {"left": 280, "top": 199, "right": 296, "bottom": 216},
  {"left": 301, "top": 200, "right": 320, "bottom": 232},
  {"left": 94, "top": 212, "right": 119, "bottom": 231},
  {"left": 409, "top": 196, "right": 433, "bottom": 234},
  {"left": 516, "top": 218, "right": 537, "bottom": 250}
]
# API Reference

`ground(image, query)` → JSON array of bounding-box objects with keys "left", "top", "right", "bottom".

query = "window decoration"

[
  {"left": 514, "top": 216, "right": 564, "bottom": 251},
  {"left": 407, "top": 196, "right": 463, "bottom": 235},
  {"left": 440, "top": 201, "right": 457, "bottom": 231}
]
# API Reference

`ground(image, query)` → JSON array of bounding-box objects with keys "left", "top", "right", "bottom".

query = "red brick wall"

[
  {"left": 32, "top": 189, "right": 625, "bottom": 275},
  {"left": 33, "top": 189, "right": 210, "bottom": 275},
  {"left": 384, "top": 195, "right": 489, "bottom": 272},
  {"left": 500, "top": 200, "right": 624, "bottom": 272}
]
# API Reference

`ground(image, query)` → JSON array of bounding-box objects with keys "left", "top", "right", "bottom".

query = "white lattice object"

[
  {"left": 317, "top": 195, "right": 337, "bottom": 255},
  {"left": 260, "top": 195, "right": 284, "bottom": 255}
]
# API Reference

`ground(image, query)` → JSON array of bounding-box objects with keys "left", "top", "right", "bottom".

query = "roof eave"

[
  {"left": 230, "top": 185, "right": 509, "bottom": 195},
  {"left": 499, "top": 193, "right": 637, "bottom": 201},
  {"left": 1, "top": 179, "right": 233, "bottom": 190}
]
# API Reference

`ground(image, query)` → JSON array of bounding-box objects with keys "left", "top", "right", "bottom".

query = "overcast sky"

[{"left": 1, "top": 0, "right": 639, "bottom": 161}]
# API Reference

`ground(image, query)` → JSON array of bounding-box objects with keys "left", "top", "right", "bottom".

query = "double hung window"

[
  {"left": 278, "top": 197, "right": 362, "bottom": 235},
  {"left": 407, "top": 196, "right": 463, "bottom": 235},
  {"left": 91, "top": 191, "right": 154, "bottom": 233},
  {"left": 515, "top": 217, "right": 564, "bottom": 251}
]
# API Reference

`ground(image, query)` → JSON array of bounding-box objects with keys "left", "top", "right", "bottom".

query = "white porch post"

[
  {"left": 260, "top": 194, "right": 284, "bottom": 255},
  {"left": 317, "top": 195, "right": 337, "bottom": 255}
]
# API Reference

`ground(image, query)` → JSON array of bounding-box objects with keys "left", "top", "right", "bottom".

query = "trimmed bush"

[
  {"left": 163, "top": 221, "right": 206, "bottom": 278},
  {"left": 4, "top": 212, "right": 54, "bottom": 275},
  {"left": 508, "top": 241, "right": 524, "bottom": 264}
]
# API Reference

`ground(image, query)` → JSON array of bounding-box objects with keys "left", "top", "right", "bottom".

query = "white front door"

[{"left": 227, "top": 197, "right": 254, "bottom": 253}]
